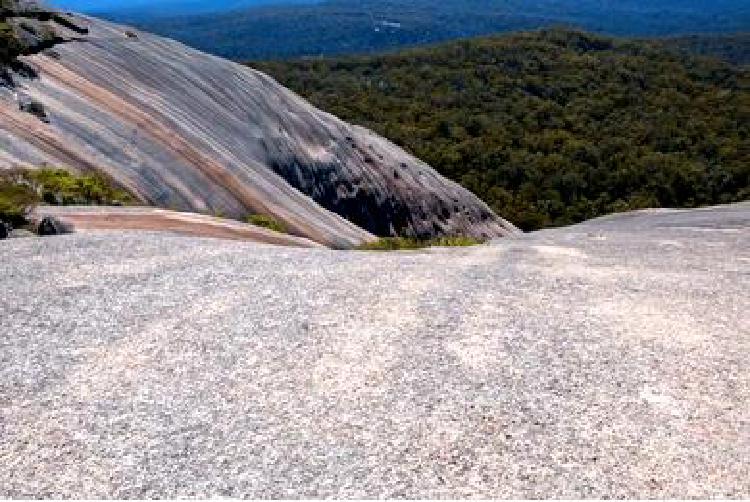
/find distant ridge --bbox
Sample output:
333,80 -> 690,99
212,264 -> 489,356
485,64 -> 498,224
658,33 -> 750,66
100,0 -> 750,60
50,0 -> 318,16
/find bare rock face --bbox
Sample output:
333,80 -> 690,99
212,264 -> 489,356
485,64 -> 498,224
28,206 -> 324,248
0,14 -> 518,247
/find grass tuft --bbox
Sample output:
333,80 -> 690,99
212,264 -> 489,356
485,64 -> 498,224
358,236 -> 482,251
246,214 -> 287,234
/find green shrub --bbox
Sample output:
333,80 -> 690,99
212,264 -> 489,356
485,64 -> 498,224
26,168 -> 133,206
358,236 -> 482,251
0,177 -> 39,226
246,213 -> 287,233
0,168 -> 133,226
0,20 -> 24,65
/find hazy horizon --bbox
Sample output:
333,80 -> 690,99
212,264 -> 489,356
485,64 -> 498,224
46,0 -> 749,61
49,0 -> 750,16
49,0 -> 317,15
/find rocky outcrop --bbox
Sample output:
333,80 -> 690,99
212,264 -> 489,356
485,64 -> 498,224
0,14 -> 518,247
29,206 -> 323,247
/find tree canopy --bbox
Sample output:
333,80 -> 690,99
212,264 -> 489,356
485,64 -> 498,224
253,29 -> 749,230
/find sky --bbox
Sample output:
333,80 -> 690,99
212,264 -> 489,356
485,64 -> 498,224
49,0 -> 309,14
47,0 -> 750,17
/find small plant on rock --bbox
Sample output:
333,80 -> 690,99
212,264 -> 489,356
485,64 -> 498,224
358,236 -> 482,251
27,168 -> 133,206
0,175 -> 39,227
0,167 -> 134,229
246,214 -> 287,234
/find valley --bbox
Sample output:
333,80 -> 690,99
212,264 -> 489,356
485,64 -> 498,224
96,0 -> 750,60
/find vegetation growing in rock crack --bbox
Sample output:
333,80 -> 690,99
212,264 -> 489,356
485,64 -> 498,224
253,29 -> 750,231
0,176 -> 37,226
246,214 -> 288,233
358,236 -> 483,251
0,168 -> 134,227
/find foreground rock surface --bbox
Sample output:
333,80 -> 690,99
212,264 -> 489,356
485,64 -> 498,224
0,203 -> 748,498
0,14 -> 516,247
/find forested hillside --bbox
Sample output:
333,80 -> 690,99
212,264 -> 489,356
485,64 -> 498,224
659,33 -> 750,66
110,0 -> 750,61
253,30 -> 749,230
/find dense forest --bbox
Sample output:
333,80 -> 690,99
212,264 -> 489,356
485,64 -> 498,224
112,0 -> 750,61
659,33 -> 750,66
253,30 -> 749,230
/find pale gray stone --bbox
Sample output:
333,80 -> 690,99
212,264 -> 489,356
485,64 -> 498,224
0,203 -> 747,498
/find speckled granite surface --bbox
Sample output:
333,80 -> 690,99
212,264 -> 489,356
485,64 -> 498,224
1,204 -> 748,498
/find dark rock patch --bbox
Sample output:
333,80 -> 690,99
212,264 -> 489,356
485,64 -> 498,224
19,98 -> 49,122
37,216 -> 70,236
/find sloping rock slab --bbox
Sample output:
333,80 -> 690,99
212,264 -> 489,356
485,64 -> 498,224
29,206 -> 324,247
0,14 -> 517,247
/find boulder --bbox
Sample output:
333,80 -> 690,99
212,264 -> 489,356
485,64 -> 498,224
37,216 -> 71,236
